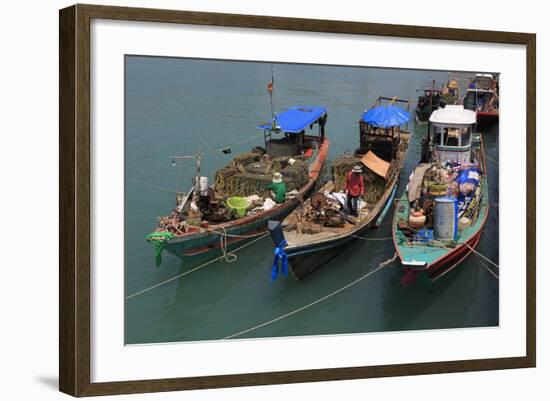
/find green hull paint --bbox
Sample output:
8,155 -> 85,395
393,170 -> 489,268
163,201 -> 294,259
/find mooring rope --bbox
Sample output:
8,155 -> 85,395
185,225 -> 269,239
126,177 -> 183,194
484,154 -> 498,164
181,225 -> 268,263
350,235 -> 393,241
222,253 -> 398,340
415,118 -> 428,126
464,242 -> 499,269
473,252 -> 499,279
176,132 -> 265,160
218,226 -> 238,263
126,232 -> 270,300
128,131 -> 264,195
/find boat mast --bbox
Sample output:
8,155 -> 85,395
429,79 -> 435,116
268,64 -> 276,129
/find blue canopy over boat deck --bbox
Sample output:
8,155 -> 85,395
361,105 -> 411,128
257,106 -> 327,134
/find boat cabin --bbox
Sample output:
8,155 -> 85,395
463,88 -> 498,113
418,88 -> 443,109
358,97 -> 410,162
428,105 -> 476,163
257,106 -> 327,158
471,73 -> 497,91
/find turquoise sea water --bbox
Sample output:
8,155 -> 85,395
124,56 -> 499,344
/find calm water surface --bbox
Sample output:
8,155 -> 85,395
124,57 -> 499,344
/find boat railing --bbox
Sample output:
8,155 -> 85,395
307,143 -> 320,175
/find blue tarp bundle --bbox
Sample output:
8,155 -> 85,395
455,168 -> 481,186
455,167 -> 481,215
361,105 -> 410,128
257,106 -> 326,134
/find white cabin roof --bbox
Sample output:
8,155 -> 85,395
467,88 -> 494,93
475,73 -> 496,79
429,105 -> 476,125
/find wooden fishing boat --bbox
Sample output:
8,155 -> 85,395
147,105 -> 330,266
392,105 -> 489,286
268,97 -> 411,280
463,73 -> 499,124
415,78 -> 462,123
415,83 -> 444,123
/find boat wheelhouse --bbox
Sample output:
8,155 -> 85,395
257,105 -> 327,157
268,97 -> 411,280
147,105 -> 330,265
393,105 -> 489,285
423,105 -> 477,163
463,73 -> 499,124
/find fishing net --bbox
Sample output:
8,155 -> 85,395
245,161 -> 273,175
231,149 -> 263,166
281,159 -> 309,188
214,151 -> 310,198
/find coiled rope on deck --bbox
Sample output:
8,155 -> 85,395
126,232 -> 269,300
222,253 -> 398,340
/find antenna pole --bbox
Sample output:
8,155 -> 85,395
169,153 -> 203,196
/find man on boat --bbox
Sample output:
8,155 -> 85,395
345,165 -> 364,216
267,172 -> 286,204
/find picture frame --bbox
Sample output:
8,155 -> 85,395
59,3 -> 536,397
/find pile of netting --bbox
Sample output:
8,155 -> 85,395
420,161 -> 481,216
331,154 -> 386,205
214,148 -> 310,198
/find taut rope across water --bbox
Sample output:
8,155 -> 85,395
126,232 -> 270,300
222,253 -> 398,340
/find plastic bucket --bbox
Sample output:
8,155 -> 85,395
416,229 -> 434,243
226,196 -> 250,218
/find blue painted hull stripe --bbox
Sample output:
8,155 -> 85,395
376,184 -> 397,226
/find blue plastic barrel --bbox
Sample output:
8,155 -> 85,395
433,197 -> 458,240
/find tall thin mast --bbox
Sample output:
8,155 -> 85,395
268,64 -> 276,129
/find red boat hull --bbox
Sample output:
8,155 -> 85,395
426,226 -> 483,280
477,111 -> 498,124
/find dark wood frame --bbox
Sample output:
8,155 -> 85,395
59,3 -> 536,397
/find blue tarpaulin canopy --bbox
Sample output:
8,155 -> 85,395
361,105 -> 410,128
257,106 -> 326,133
